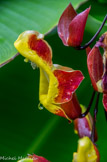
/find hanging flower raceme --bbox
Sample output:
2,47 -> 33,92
57,3 -> 90,47
87,32 -> 107,112
18,154 -> 49,162
72,136 -> 100,162
14,30 -> 84,121
74,105 -> 97,142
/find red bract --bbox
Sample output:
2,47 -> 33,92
87,46 -> 103,91
87,32 -> 107,112
74,105 -> 97,141
58,3 -> 90,47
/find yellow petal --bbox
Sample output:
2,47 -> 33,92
14,30 -> 52,68
73,137 -> 98,162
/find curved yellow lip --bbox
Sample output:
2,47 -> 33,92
73,137 -> 98,162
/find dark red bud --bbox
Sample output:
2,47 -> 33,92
58,3 -> 77,46
87,46 -> 103,91
68,7 -> 90,47
74,112 -> 97,142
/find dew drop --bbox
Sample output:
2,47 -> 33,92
31,61 -> 38,70
38,103 -> 44,110
24,58 -> 29,62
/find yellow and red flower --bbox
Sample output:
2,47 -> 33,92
18,154 -> 49,162
72,137 -> 100,162
14,30 -> 84,121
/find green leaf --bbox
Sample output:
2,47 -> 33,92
97,0 -> 107,3
0,0 -> 86,66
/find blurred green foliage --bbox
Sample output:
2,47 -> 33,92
97,0 -> 107,3
0,0 -> 84,66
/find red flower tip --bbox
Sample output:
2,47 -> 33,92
58,3 -> 90,47
58,3 -> 77,46
68,7 -> 91,47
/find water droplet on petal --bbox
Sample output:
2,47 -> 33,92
38,103 -> 44,110
24,58 -> 29,62
31,61 -> 38,70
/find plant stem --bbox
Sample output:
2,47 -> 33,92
75,15 -> 107,50
91,93 -> 100,143
79,91 -> 96,118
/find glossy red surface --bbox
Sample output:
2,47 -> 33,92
87,46 -> 103,91
29,34 -> 52,66
54,69 -> 84,103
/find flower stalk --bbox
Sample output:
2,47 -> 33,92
79,91 -> 96,118
91,93 -> 100,143
75,14 -> 107,50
